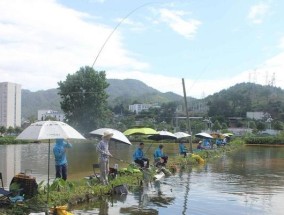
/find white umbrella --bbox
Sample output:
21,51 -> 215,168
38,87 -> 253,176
174,132 -> 191,139
195,132 -> 213,139
148,130 -> 177,141
16,121 -> 85,203
90,128 -> 131,145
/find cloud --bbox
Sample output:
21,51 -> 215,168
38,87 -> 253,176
0,0 -> 148,90
1,0 -> 283,101
114,18 -> 146,32
280,37 -> 284,49
108,35 -> 284,99
248,2 -> 270,24
157,8 -> 201,39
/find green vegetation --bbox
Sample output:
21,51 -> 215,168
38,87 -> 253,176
244,136 -> 284,145
206,83 -> 284,121
0,140 -> 245,215
58,66 -> 110,133
0,136 -> 29,145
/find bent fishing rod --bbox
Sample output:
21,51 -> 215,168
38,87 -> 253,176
111,156 -> 132,165
91,2 -> 155,68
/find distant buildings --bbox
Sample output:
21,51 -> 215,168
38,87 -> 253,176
0,82 -> 21,128
129,103 -> 160,114
38,110 -> 65,121
246,112 -> 265,120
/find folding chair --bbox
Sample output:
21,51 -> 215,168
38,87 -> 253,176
0,172 -> 12,206
92,163 -> 101,181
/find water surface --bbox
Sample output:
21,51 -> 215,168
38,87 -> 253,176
1,143 -> 284,214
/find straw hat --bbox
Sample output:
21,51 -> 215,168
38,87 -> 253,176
103,130 -> 113,138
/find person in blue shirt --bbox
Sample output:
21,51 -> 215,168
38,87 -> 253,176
216,138 -> 223,147
203,138 -> 212,149
53,138 -> 72,180
154,144 -> 168,167
133,142 -> 149,168
179,141 -> 187,158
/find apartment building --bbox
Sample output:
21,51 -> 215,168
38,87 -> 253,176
38,109 -> 65,122
0,82 -> 21,128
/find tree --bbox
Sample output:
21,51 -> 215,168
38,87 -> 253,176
0,126 -> 6,135
212,120 -> 222,131
256,121 -> 266,131
7,126 -> 14,135
58,66 -> 110,133
14,126 -> 23,134
273,120 -> 284,131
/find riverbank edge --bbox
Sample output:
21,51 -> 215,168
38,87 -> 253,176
0,138 -> 245,215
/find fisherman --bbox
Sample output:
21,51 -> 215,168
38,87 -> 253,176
96,130 -> 113,185
179,140 -> 187,158
133,142 -> 149,168
153,144 -> 168,167
53,139 -> 72,180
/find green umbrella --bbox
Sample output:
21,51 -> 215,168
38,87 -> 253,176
123,127 -> 158,136
223,132 -> 234,136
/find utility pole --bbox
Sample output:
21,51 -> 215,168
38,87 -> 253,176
182,78 -> 193,153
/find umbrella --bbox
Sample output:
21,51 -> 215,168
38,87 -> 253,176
174,132 -> 191,139
16,121 -> 85,203
123,127 -> 158,136
210,132 -> 225,139
148,131 -> 177,141
195,132 -> 213,139
223,132 -> 233,136
90,128 -> 131,145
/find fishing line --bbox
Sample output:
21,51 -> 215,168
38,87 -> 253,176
111,156 -> 132,165
91,2 -> 156,68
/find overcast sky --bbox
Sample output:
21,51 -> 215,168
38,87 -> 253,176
1,0 -> 283,98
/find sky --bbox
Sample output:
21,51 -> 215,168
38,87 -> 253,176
0,0 -> 284,98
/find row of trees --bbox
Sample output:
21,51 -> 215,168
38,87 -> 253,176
0,126 -> 23,136
3,67 -> 284,137
22,66 -> 281,135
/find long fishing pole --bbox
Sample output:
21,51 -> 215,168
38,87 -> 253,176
111,156 -> 132,165
91,2 -> 155,68
144,142 -> 153,155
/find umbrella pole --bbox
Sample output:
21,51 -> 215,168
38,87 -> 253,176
47,139 -> 50,204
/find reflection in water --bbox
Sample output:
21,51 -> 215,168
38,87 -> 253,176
2,143 -> 284,214
181,170 -> 191,215
98,197 -> 109,215
0,145 -> 21,188
120,206 -> 158,215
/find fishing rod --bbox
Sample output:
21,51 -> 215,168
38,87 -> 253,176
111,156 -> 132,165
91,2 -> 155,68
144,143 -> 153,155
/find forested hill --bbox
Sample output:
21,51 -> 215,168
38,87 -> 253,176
205,83 -> 284,120
22,79 -> 183,119
22,81 -> 284,121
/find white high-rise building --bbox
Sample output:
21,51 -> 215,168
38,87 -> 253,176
0,82 -> 21,128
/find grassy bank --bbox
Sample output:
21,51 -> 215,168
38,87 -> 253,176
0,139 -> 244,215
244,136 -> 284,145
0,136 -> 29,145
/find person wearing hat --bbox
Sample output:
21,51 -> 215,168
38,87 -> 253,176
53,138 -> 72,180
197,140 -> 205,150
96,130 -> 113,185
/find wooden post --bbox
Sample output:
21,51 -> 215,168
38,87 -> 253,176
182,78 -> 193,153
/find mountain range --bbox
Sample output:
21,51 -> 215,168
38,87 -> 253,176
22,79 -> 185,119
22,79 -> 284,121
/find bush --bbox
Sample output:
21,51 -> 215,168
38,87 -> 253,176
0,136 -> 29,145
244,136 -> 284,145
